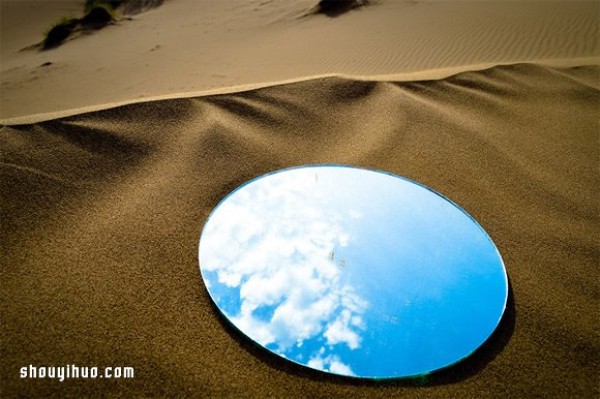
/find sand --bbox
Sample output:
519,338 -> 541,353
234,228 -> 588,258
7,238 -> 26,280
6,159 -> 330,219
1,0 -> 599,121
1,0 -> 599,397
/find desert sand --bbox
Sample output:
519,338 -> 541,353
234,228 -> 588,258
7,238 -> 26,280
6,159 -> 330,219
1,0 -> 599,398
1,0 -> 598,121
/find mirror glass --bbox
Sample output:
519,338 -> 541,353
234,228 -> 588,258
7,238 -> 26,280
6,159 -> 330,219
199,165 -> 508,379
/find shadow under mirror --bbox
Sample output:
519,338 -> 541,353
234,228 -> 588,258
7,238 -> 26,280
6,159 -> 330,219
198,165 -> 509,380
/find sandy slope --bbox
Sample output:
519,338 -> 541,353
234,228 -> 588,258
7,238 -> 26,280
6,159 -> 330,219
1,63 -> 599,398
1,0 -> 599,120
1,1 -> 599,397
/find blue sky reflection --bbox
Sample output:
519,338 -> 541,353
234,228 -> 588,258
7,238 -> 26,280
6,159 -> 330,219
199,166 -> 508,378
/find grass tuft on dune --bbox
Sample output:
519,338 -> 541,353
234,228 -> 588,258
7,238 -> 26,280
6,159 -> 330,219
42,1 -> 118,50
316,0 -> 369,17
42,17 -> 80,49
40,0 -> 162,50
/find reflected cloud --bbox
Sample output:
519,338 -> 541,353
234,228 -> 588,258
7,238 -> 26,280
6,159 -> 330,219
201,170 -> 368,370
200,166 -> 508,378
308,348 -> 355,376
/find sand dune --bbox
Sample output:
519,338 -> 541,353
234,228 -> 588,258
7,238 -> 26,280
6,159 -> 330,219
1,0 -> 599,397
1,0 -> 599,120
1,62 -> 599,397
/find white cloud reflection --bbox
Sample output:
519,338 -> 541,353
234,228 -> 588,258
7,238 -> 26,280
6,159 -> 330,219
200,166 -> 510,379
308,348 -> 356,376
201,170 -> 368,374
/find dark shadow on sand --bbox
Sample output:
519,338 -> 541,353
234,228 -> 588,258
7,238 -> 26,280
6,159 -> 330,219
315,0 -> 369,17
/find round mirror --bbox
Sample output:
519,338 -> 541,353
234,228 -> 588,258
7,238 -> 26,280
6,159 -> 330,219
198,165 -> 508,379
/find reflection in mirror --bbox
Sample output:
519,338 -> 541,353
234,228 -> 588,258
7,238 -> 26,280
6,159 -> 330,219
199,165 -> 508,379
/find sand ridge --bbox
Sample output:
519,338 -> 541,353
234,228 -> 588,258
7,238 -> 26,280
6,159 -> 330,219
1,0 -> 599,120
1,56 -> 598,126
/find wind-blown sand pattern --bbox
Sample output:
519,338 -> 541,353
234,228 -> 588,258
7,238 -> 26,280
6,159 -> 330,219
1,0 -> 598,120
1,0 -> 599,397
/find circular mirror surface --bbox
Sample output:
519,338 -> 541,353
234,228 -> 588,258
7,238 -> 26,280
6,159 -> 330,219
199,165 -> 508,379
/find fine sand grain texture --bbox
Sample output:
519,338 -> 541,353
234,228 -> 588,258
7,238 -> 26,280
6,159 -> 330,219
1,0 -> 600,397
1,63 -> 599,398
1,0 -> 599,120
